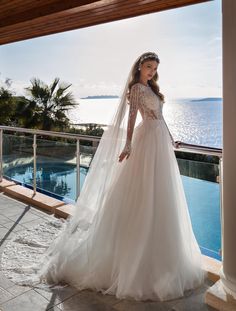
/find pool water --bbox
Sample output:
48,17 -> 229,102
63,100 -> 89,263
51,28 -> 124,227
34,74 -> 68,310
4,163 -> 221,260
182,176 -> 221,260
4,162 -> 87,202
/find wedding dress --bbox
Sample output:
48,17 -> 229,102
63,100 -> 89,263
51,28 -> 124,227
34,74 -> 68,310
1,81 -> 205,302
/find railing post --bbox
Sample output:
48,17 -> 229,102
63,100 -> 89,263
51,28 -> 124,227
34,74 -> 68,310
33,134 -> 37,195
219,157 -> 223,257
76,138 -> 80,199
0,129 -> 3,182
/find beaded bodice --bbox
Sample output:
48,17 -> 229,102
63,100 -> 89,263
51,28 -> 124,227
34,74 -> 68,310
122,82 -> 170,156
129,82 -> 164,121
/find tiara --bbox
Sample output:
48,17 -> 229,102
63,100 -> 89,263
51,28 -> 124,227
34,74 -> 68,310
139,53 -> 160,65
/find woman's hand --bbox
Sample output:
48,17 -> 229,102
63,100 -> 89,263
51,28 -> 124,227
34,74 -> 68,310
119,142 -> 131,162
118,150 -> 130,162
172,141 -> 181,149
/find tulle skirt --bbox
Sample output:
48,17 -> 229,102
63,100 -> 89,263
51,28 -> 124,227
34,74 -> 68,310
45,118 -> 205,301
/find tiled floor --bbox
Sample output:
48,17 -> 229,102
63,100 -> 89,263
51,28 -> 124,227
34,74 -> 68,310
0,192 -> 217,311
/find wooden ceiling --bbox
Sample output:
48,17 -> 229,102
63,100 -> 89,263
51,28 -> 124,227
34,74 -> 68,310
0,0 -> 211,45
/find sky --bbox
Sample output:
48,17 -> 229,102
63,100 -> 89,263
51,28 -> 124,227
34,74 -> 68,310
0,0 -> 222,100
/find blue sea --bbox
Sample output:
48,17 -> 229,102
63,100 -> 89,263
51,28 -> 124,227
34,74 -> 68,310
68,97 -> 222,149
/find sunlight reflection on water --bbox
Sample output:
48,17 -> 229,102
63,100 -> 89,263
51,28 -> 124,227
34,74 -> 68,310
68,97 -> 222,148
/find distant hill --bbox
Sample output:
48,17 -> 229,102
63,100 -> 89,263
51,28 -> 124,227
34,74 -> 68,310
81,95 -> 119,99
191,97 -> 222,102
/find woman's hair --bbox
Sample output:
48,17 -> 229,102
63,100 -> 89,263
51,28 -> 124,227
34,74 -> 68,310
128,52 -> 165,102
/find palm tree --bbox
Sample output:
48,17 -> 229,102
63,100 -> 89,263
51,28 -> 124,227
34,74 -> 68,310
0,78 -> 14,125
13,96 -> 39,128
24,77 -> 78,131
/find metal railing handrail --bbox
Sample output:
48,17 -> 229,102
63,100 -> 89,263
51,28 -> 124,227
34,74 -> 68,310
0,126 -> 101,142
175,142 -> 222,157
0,125 -> 222,155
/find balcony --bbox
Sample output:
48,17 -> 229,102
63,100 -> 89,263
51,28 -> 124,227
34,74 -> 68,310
0,126 -> 221,309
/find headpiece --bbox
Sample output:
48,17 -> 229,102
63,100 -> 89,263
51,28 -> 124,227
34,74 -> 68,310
139,52 -> 160,66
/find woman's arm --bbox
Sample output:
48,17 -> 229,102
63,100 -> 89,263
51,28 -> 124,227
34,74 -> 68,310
119,84 -> 140,161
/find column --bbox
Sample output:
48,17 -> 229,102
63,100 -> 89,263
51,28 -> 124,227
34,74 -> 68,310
220,0 -> 236,297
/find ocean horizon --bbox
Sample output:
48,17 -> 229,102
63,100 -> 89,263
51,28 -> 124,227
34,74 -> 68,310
67,97 -> 222,149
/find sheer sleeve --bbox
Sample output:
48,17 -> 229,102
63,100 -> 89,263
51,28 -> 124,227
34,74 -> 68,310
122,83 -> 141,155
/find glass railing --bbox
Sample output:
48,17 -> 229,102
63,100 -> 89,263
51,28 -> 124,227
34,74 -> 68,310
3,133 -> 35,189
0,126 -> 100,202
175,145 -> 222,260
178,158 -> 221,260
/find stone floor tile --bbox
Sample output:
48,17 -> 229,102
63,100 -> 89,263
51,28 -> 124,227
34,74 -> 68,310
0,289 -> 61,311
92,289 -> 122,306
30,207 -> 52,218
34,285 -> 78,306
114,299 -> 172,311
0,227 -> 16,241
6,284 -> 32,296
2,221 -> 26,233
0,240 -> 9,257
0,206 -> 26,218
170,283 -> 217,311
21,217 -> 49,229
0,287 -> 14,304
57,289 -> 116,311
0,215 -> 11,226
0,194 -> 21,206
0,271 -> 15,289
7,211 -> 39,224
1,196 -> 33,212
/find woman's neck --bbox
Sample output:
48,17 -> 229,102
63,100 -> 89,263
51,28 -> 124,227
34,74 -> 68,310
139,78 -> 148,87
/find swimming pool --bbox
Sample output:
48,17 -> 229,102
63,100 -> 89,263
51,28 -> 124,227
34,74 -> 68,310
182,176 -> 221,260
4,162 -> 221,260
4,162 -> 87,202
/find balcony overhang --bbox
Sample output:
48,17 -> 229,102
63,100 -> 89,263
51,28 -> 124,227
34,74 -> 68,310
0,0 -> 211,45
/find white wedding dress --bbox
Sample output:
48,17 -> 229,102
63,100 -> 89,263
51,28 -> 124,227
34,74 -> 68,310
1,82 -> 205,301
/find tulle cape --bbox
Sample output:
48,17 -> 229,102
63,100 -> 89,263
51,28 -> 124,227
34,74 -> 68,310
39,58 -> 139,277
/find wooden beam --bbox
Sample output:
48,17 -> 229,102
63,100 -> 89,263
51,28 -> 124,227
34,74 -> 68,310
0,0 -> 212,45
0,0 -> 100,27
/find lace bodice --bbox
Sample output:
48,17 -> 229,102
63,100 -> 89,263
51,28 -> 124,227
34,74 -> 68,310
122,83 -> 174,155
129,82 -> 164,121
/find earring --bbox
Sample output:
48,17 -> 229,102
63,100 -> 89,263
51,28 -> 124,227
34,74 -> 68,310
138,67 -> 141,71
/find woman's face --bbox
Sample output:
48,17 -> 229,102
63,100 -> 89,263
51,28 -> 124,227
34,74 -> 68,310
140,60 -> 158,81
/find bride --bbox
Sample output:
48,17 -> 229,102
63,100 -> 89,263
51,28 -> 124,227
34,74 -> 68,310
1,52 -> 205,301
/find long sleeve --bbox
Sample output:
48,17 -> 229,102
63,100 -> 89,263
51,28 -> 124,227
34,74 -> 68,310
122,84 -> 141,154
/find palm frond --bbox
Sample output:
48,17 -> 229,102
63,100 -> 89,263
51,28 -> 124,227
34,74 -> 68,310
50,78 -> 60,96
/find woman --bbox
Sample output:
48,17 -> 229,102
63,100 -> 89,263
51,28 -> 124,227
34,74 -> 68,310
119,52 -> 179,163
1,52 -> 205,301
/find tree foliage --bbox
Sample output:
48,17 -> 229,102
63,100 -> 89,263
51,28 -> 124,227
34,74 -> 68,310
0,88 -> 14,124
22,77 -> 78,130
0,76 -> 79,131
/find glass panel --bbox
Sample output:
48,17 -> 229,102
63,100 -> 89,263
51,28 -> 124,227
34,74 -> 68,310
179,157 -> 221,260
3,133 -> 34,188
34,137 -> 77,202
2,134 -> 97,202
80,142 -> 97,167
177,157 -> 219,182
